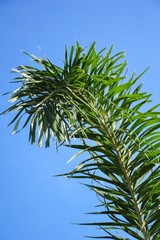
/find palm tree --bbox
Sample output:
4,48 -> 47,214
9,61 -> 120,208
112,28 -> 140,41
2,42 -> 160,239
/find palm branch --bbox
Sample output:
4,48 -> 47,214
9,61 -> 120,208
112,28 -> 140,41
1,42 -> 160,239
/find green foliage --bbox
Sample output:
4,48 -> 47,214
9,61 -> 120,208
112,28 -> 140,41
2,42 -> 160,239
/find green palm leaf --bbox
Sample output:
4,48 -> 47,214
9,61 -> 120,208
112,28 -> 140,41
1,42 -> 160,239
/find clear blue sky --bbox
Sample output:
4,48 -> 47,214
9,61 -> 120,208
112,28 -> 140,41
1,0 -> 160,239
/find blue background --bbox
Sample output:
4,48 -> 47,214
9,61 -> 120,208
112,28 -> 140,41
1,0 -> 160,239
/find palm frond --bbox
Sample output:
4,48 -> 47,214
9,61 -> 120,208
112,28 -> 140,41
1,42 -> 160,239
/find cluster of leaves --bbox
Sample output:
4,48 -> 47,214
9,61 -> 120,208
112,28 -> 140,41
2,42 -> 160,239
